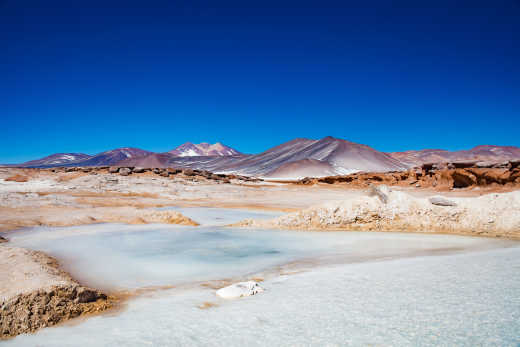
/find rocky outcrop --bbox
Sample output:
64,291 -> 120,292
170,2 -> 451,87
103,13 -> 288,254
295,160 -> 520,191
0,247 -> 113,339
1,284 -> 111,339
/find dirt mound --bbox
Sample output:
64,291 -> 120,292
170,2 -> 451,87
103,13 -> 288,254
0,247 -> 114,339
1,284 -> 111,339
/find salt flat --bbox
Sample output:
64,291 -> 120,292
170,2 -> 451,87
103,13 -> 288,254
5,229 -> 519,346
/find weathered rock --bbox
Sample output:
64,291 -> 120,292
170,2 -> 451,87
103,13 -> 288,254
510,159 -> 520,169
452,170 -> 477,188
108,167 -> 120,173
153,168 -> 161,174
216,281 -> 265,299
132,167 -> 145,173
119,168 -> 131,176
0,235 -> 7,243
452,161 -> 478,169
183,169 -> 195,176
0,284 -> 110,340
368,184 -> 390,204
429,196 -> 457,207
475,161 -> 496,168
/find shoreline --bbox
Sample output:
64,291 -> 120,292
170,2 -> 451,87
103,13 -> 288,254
3,225 -> 518,339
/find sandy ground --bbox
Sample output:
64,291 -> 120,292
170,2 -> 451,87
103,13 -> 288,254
1,167 -> 519,339
0,168 -> 363,233
0,167 -> 518,236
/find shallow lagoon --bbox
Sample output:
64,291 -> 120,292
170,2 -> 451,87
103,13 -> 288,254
5,208 -> 520,346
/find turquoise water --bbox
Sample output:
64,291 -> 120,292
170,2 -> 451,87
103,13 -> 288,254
4,208 -> 520,346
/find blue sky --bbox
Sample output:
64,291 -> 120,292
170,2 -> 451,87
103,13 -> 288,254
1,0 -> 519,163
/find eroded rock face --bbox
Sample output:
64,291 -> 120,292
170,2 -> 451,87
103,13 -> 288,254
216,281 -> 265,299
295,160 -> 520,191
0,285 -> 111,340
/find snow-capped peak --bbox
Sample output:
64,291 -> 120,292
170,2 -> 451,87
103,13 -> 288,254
168,142 -> 241,157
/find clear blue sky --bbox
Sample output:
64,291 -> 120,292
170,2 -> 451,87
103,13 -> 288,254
1,0 -> 519,163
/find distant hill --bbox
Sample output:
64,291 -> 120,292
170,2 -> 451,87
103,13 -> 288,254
76,148 -> 153,166
123,136 -> 406,178
19,153 -> 92,168
11,139 -> 520,179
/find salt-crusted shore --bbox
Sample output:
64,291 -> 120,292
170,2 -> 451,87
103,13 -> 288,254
233,187 -> 520,239
0,246 -> 114,339
1,167 -> 519,338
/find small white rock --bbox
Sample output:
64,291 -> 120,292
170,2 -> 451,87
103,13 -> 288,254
216,281 -> 265,299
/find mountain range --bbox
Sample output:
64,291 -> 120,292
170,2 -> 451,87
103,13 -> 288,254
7,138 -> 520,179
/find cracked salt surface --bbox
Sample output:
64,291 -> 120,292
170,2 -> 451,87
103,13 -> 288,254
5,208 -> 520,346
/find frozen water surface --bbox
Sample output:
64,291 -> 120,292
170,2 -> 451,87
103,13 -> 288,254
4,208 -> 520,346
157,206 -> 283,226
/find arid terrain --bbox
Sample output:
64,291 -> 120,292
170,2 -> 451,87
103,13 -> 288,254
1,164 -> 519,340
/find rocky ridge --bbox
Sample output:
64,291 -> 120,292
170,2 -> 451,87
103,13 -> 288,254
294,160 -> 520,191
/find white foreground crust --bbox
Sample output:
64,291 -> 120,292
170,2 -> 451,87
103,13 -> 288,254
216,281 -> 265,299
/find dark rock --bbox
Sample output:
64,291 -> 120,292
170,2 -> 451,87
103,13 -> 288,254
452,170 -> 477,188
74,287 -> 101,304
510,159 -> 520,169
183,169 -> 195,176
0,235 -> 7,243
452,161 -> 477,169
108,167 -> 120,173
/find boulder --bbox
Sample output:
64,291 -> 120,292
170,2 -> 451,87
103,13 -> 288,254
183,169 -> 195,176
133,167 -> 145,173
368,184 -> 390,204
119,168 -> 132,176
108,167 -> 120,173
216,281 -> 265,299
429,196 -> 457,207
0,235 -> 7,243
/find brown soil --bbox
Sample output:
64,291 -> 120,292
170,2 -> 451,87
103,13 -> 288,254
4,174 -> 29,183
1,285 -> 114,339
0,249 -> 116,340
